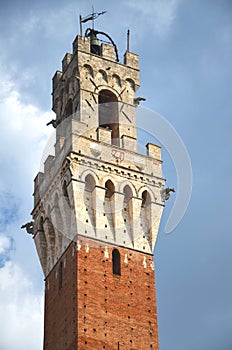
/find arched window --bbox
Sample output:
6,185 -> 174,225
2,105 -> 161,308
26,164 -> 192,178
105,180 -> 115,199
126,78 -> 135,91
98,90 -> 119,146
99,69 -> 108,82
112,74 -> 121,87
65,98 -> 73,117
112,249 -> 121,275
142,190 -> 151,208
84,64 -> 94,78
85,174 -> 95,192
123,185 -> 133,204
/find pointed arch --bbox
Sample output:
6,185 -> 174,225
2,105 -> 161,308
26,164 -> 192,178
80,169 -> 99,184
99,69 -> 108,82
98,89 -> 119,146
142,190 -> 151,208
65,98 -> 73,117
85,174 -> 96,192
126,78 -> 135,91
83,64 -> 94,78
112,74 -> 121,87
138,186 -> 156,202
120,181 -> 137,197
123,185 -> 133,204
105,179 -> 115,199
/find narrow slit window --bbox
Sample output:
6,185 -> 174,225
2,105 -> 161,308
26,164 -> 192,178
112,249 -> 121,275
59,261 -> 63,290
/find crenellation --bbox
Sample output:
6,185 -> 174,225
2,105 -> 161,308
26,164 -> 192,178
72,35 -> 90,54
124,51 -> 139,70
101,43 -> 115,61
146,142 -> 161,160
62,53 -> 73,72
52,70 -> 63,92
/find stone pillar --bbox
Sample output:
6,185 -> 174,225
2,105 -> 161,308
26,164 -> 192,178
130,197 -> 143,248
93,185 -> 106,240
112,191 -> 125,244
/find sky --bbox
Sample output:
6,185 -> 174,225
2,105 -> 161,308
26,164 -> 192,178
0,0 -> 232,349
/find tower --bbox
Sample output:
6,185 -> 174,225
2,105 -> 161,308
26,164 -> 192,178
31,26 -> 166,350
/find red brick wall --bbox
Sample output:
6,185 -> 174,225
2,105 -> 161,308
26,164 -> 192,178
44,242 -> 77,350
44,237 -> 159,350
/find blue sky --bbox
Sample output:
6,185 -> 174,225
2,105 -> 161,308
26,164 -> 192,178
0,0 -> 232,349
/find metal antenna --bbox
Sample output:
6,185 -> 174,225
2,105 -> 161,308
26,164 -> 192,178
127,29 -> 130,52
92,5 -> 94,29
79,14 -> 82,36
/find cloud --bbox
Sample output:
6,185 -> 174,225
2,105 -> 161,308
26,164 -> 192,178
0,65 -> 50,349
0,235 -> 11,255
0,68 -> 53,197
125,0 -> 179,37
0,3 -> 77,109
0,261 -> 44,350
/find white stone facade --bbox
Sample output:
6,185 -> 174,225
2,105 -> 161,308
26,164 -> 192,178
32,34 -> 166,276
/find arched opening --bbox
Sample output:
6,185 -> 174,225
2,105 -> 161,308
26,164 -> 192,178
126,78 -> 135,91
142,190 -> 151,207
112,74 -> 121,87
84,64 -> 94,78
124,185 -> 133,204
112,249 -> 121,275
105,180 -> 115,199
65,98 -> 73,118
98,90 -> 119,146
99,69 -> 108,82
85,174 -> 96,193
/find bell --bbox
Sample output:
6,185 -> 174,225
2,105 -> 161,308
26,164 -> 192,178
90,32 -> 100,55
90,33 -> 100,47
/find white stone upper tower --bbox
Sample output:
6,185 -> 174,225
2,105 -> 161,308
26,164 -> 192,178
32,29 -> 166,277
